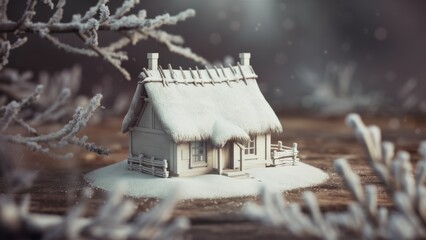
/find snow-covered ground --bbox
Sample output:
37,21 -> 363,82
85,160 -> 328,199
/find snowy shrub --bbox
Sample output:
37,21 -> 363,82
398,78 -> 426,113
0,0 -> 211,158
299,63 -> 383,116
0,80 -> 109,159
244,113 -> 426,240
0,1 -> 204,238
0,66 -> 83,124
0,175 -> 188,239
0,145 -> 188,240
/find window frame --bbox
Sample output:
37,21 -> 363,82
244,137 -> 257,157
189,141 -> 208,168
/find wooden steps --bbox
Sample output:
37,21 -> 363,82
221,169 -> 251,178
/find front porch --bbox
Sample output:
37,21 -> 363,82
216,140 -> 299,177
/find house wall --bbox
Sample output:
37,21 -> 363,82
219,142 -> 234,170
232,135 -> 269,170
265,134 -> 272,166
136,101 -> 163,130
129,99 -> 273,176
130,129 -> 172,159
129,101 -> 178,174
176,142 -> 215,177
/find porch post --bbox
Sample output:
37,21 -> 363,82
240,147 -> 243,171
218,148 -> 222,175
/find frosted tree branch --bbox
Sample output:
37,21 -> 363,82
15,0 -> 37,32
29,88 -> 71,125
243,114 -> 426,239
147,30 -> 209,65
48,0 -> 66,25
0,67 -> 81,121
0,84 -> 109,159
0,155 -> 190,240
42,0 -> 54,9
0,0 -> 207,80
0,101 -> 19,133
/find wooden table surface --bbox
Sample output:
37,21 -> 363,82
3,114 -> 426,239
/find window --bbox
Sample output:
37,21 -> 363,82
190,141 -> 207,167
244,137 -> 256,155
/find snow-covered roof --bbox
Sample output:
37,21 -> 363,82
122,53 -> 283,147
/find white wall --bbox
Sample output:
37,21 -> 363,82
218,142 -> 233,170
233,135 -> 268,170
176,142 -> 214,177
129,100 -> 272,176
131,130 -> 171,159
129,100 -> 177,173
265,134 -> 272,165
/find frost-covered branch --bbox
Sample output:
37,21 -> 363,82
0,190 -> 190,240
0,0 -> 208,80
0,171 -> 189,239
0,66 -> 81,121
398,79 -> 426,113
244,187 -> 338,240
0,81 -> 109,159
244,114 -> 426,239
1,66 -> 131,123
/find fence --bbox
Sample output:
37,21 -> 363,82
127,154 -> 169,178
270,141 -> 299,166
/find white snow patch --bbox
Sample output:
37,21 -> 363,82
85,160 -> 328,200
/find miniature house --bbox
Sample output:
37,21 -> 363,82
122,53 -> 297,178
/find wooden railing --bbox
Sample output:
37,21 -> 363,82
127,154 -> 169,178
270,141 -> 299,166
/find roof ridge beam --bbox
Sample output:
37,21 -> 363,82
237,62 -> 248,85
205,66 -> 216,85
195,66 -> 204,87
220,65 -> 231,86
158,65 -> 168,87
179,66 -> 188,85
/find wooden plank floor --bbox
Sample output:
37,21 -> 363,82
2,114 -> 426,239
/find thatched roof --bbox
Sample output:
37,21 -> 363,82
122,62 -> 283,148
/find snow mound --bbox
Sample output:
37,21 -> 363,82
85,160 -> 328,199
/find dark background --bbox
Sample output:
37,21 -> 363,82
6,0 -> 426,114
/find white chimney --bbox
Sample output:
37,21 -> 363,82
239,52 -> 251,66
147,53 -> 159,70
